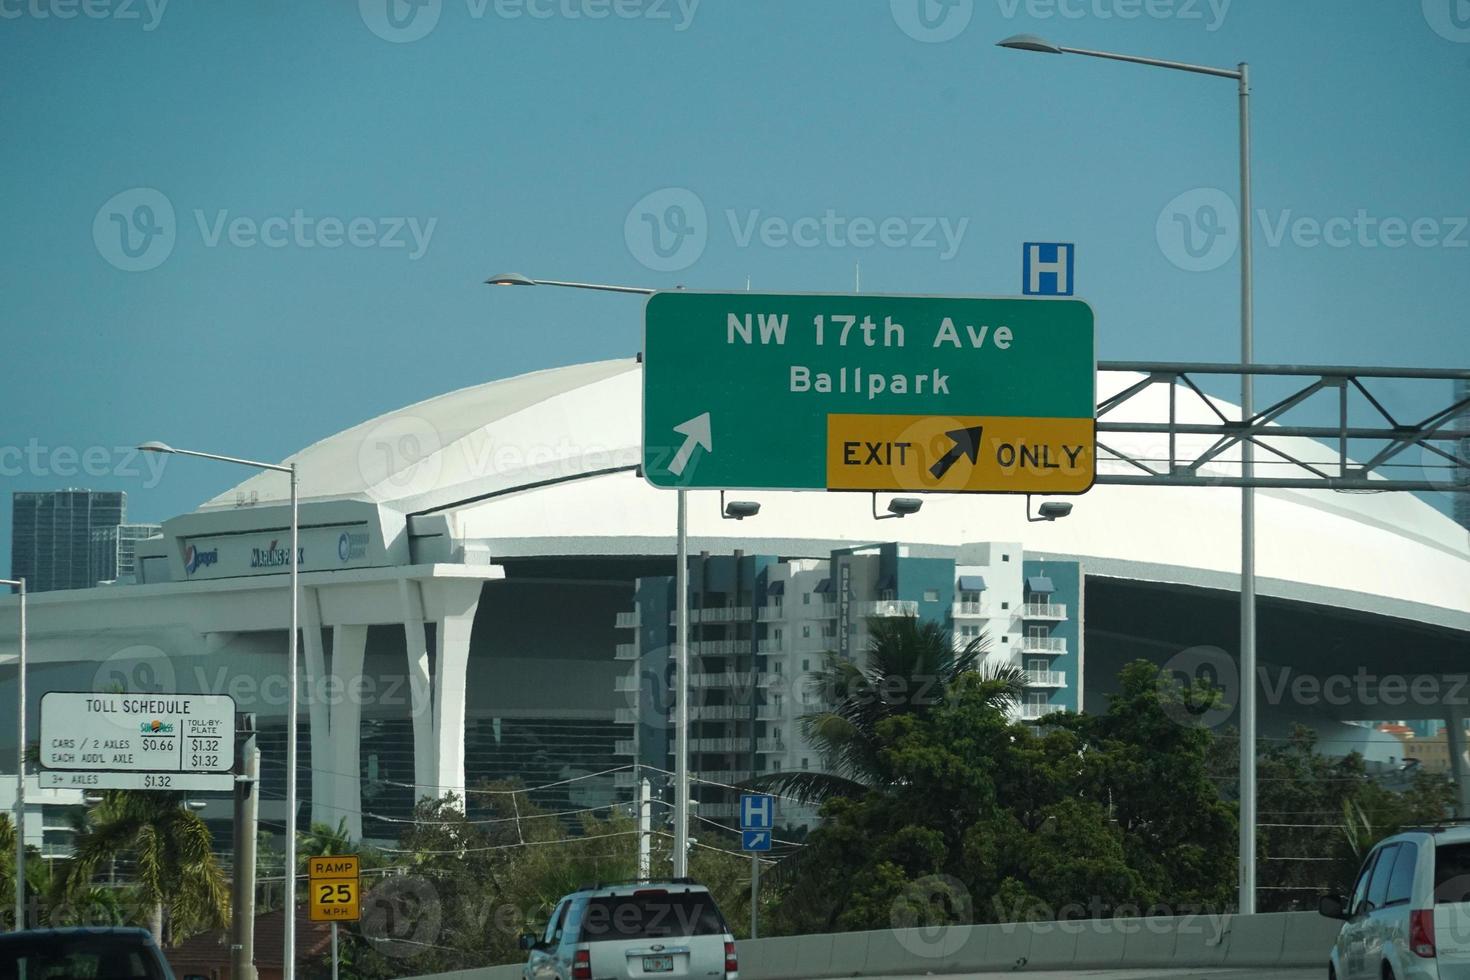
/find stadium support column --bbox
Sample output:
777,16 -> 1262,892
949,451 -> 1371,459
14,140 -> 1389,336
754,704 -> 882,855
324,625 -> 367,840
300,590 -> 332,830
399,577 -> 483,805
1449,702 -> 1470,817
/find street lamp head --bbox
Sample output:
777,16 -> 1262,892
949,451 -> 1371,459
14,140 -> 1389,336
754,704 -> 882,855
887,497 -> 923,518
483,272 -> 537,287
997,33 -> 1064,54
723,500 -> 761,521
137,441 -> 176,454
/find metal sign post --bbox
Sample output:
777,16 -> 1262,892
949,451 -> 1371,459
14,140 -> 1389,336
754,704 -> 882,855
739,793 -> 774,938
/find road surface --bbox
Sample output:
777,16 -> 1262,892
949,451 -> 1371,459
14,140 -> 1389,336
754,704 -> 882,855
880,970 -> 1317,980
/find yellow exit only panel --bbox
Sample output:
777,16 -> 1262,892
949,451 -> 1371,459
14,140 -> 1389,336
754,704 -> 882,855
824,415 -> 1094,493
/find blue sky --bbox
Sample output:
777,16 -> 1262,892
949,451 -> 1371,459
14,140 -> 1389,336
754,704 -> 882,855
2,0 -> 1468,577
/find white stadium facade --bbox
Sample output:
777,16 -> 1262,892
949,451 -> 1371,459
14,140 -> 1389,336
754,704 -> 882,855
1,358 -> 1467,848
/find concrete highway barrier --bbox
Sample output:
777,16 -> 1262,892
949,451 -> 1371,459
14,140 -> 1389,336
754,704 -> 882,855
403,910 -> 1343,979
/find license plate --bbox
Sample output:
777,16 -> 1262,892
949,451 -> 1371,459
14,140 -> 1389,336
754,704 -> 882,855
642,955 -> 673,972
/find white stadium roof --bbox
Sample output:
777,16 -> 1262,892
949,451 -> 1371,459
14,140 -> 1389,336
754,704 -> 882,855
207,359 -> 1470,631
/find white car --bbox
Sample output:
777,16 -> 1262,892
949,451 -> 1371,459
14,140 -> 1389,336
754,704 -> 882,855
520,879 -> 738,980
1320,822 -> 1470,979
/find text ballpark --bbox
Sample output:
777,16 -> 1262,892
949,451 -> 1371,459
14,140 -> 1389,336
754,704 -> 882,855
792,366 -> 949,400
250,541 -> 304,569
194,210 -> 436,259
728,313 -> 1015,350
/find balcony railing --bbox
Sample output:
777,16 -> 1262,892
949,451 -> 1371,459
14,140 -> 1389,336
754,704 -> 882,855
1022,602 -> 1067,620
757,638 -> 784,654
953,635 -> 984,652
952,600 -> 991,618
614,740 -> 636,756
613,674 -> 641,693
688,738 -> 749,753
687,672 -> 758,689
1018,636 -> 1067,655
680,606 -> 752,624
757,606 -> 785,622
856,600 -> 919,618
614,643 -> 638,661
1024,670 -> 1066,688
815,601 -> 838,619
614,708 -> 636,724
691,705 -> 760,722
692,639 -> 749,656
756,739 -> 787,753
615,610 -> 639,629
1016,703 -> 1053,722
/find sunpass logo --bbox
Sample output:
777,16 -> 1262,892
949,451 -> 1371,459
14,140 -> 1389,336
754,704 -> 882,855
183,544 -> 218,576
250,540 -> 303,569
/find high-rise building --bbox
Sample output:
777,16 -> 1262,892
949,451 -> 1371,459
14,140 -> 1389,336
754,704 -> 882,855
90,523 -> 163,585
11,490 -> 126,592
612,541 -> 1084,825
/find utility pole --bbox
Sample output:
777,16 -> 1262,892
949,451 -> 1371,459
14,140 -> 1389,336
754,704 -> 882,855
232,715 -> 259,980
637,778 -> 651,881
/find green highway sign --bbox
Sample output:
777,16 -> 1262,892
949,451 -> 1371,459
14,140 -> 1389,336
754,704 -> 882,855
642,292 -> 1097,494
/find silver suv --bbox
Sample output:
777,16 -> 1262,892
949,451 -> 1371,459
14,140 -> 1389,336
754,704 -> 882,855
1320,822 -> 1470,979
520,879 -> 738,980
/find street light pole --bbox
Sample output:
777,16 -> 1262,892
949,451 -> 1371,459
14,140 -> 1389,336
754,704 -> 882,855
2,577 -> 26,930
137,443 -> 299,974
481,273 -> 704,874
996,36 -> 1257,913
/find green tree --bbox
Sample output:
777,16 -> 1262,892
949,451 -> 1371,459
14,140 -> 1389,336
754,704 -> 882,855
63,791 -> 229,944
755,617 -> 1014,805
766,660 -> 1237,934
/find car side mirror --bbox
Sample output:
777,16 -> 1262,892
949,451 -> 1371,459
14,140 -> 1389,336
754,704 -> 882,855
518,933 -> 539,951
1318,894 -> 1349,920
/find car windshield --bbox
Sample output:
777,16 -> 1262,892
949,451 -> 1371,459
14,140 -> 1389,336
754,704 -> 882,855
0,935 -> 169,980
577,892 -> 727,942
1435,842 -> 1470,903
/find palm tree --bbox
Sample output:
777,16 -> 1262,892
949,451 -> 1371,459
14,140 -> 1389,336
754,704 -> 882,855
296,817 -> 355,870
63,791 -> 229,944
752,616 -> 1022,805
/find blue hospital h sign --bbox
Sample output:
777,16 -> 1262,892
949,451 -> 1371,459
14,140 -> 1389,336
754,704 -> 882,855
1023,242 -> 1075,296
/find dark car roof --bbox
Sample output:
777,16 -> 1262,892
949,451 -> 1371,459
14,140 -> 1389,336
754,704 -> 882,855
0,927 -> 158,944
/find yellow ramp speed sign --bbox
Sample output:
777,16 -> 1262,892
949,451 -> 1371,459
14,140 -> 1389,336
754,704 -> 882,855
308,855 -> 360,923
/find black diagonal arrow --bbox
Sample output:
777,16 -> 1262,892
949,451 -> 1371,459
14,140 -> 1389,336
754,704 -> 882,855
928,425 -> 984,480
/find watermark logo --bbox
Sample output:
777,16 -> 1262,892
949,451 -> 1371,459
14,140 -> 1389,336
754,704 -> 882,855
890,0 -> 973,42
362,876 -> 442,959
93,188 -> 437,271
1157,645 -> 1237,729
359,0 -> 442,43
993,0 -> 1230,31
625,187 -> 969,272
183,544 -> 218,576
1424,0 -> 1470,43
93,188 -> 176,273
92,644 -> 177,697
1156,187 -> 1239,272
356,414 -> 445,503
0,0 -> 169,30
0,440 -> 169,486
890,874 -> 974,958
625,187 -> 707,272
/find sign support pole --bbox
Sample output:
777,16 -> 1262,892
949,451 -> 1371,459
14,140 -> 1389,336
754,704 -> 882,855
750,854 -> 759,940
673,489 -> 689,878
9,577 -> 26,931
232,715 -> 259,980
331,922 -> 339,980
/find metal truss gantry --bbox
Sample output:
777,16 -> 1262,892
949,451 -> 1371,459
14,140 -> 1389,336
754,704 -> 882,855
1094,362 -> 1470,493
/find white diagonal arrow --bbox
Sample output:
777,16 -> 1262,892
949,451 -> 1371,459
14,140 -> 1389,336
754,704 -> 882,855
668,412 -> 712,477
747,832 -> 767,848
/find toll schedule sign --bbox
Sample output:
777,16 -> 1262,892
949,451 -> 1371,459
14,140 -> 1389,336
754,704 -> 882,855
309,855 -> 361,922
39,692 -> 236,774
643,292 -> 1096,494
